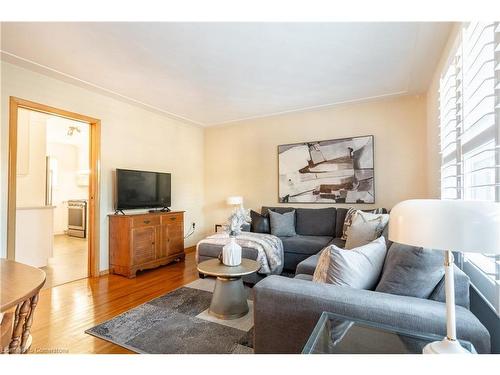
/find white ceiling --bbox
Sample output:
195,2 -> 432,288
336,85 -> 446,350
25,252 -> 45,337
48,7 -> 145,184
1,22 -> 452,126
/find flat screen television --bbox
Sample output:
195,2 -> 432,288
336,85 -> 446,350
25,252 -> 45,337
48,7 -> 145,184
115,169 -> 171,210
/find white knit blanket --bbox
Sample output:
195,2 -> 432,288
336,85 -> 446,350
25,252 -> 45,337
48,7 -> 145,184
196,232 -> 284,275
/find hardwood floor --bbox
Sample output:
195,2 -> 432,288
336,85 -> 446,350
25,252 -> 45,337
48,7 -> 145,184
41,235 -> 88,289
29,251 -> 199,354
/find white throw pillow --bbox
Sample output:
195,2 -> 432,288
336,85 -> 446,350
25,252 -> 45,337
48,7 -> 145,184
344,211 -> 389,249
313,236 -> 387,290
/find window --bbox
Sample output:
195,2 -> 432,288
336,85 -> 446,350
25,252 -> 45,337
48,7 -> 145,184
439,22 -> 500,315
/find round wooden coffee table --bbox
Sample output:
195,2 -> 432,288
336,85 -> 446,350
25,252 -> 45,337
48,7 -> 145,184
197,258 -> 260,320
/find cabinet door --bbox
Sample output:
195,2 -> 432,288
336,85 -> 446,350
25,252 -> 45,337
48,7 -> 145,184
159,222 -> 184,257
158,224 -> 169,259
131,226 -> 156,265
166,222 -> 184,256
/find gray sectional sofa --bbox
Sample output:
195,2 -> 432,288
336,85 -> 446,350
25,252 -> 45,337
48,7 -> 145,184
197,206 -> 491,353
197,206 -> 376,275
260,206 -> 353,271
253,266 -> 491,353
252,208 -> 491,354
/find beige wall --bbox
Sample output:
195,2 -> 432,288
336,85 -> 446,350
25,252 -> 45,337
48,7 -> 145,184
1,61 -> 206,270
1,46 -> 449,266
204,95 -> 429,231
425,23 -> 460,198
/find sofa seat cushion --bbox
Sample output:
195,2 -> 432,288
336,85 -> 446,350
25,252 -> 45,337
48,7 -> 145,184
296,253 -> 321,276
295,238 -> 346,276
295,207 -> 336,236
280,235 -> 333,255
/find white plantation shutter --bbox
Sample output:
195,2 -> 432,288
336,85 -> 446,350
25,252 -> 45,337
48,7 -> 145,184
439,22 -> 500,314
439,55 -> 459,199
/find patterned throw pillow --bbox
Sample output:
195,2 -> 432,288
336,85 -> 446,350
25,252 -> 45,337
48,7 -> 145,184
312,247 -> 330,283
341,208 -> 357,240
341,208 -> 385,240
345,211 -> 389,249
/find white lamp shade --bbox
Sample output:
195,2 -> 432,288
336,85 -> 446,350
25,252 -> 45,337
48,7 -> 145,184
226,196 -> 243,206
389,199 -> 500,253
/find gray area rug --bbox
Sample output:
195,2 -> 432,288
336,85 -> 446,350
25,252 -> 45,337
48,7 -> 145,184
85,282 -> 254,354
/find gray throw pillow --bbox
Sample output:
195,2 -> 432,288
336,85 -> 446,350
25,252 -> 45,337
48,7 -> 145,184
375,243 -> 445,299
250,210 -> 270,233
269,210 -> 296,237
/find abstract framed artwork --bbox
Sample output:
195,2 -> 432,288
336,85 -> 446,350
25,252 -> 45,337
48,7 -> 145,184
278,135 -> 375,204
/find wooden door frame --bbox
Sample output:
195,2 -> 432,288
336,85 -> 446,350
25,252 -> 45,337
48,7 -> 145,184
7,97 -> 101,277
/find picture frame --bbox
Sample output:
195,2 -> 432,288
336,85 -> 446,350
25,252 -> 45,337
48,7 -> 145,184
278,135 -> 375,204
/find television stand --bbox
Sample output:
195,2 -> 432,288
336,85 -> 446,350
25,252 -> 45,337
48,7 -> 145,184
108,211 -> 185,278
148,207 -> 171,213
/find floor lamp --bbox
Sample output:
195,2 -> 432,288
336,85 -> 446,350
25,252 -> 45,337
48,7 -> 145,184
389,199 -> 499,354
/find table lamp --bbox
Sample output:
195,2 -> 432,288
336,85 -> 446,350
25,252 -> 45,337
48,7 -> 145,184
226,196 -> 243,208
389,199 -> 499,354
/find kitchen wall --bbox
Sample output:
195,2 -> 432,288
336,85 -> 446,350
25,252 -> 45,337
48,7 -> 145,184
45,116 -> 90,235
204,95 -> 429,230
15,108 -> 48,207
47,142 -> 88,234
0,61 -> 206,271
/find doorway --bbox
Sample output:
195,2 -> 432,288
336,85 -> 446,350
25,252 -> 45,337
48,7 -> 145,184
7,97 -> 101,283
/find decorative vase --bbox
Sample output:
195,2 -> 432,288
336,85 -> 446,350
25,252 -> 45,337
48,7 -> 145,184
222,236 -> 242,266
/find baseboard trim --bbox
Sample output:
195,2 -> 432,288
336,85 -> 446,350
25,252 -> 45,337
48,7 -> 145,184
98,247 -> 195,277
184,246 -> 196,254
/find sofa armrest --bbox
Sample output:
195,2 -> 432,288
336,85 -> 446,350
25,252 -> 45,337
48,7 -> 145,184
253,276 -> 491,354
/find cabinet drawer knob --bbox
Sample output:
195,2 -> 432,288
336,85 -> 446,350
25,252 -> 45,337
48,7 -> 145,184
144,220 -> 151,224
170,217 -> 176,221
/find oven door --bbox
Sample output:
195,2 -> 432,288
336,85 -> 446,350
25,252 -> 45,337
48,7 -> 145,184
68,203 -> 86,231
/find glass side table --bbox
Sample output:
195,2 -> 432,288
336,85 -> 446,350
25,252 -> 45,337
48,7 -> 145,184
302,312 -> 476,354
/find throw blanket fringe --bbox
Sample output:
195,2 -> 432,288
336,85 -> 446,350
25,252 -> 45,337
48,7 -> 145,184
196,232 -> 284,275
